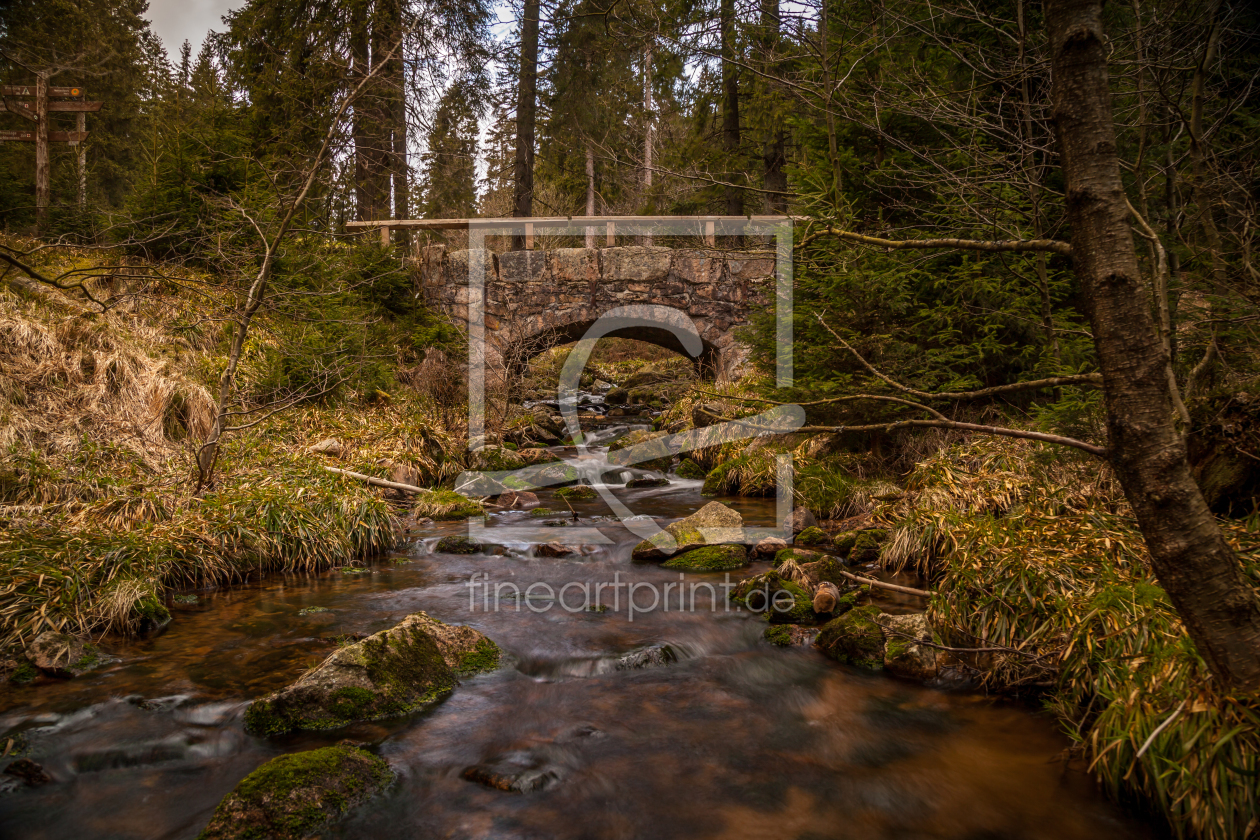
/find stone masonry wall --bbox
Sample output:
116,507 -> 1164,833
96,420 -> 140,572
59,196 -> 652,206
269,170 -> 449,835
417,245 -> 775,378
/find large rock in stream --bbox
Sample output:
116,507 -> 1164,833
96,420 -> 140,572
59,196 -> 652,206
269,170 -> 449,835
197,745 -> 393,840
630,501 -> 744,561
244,612 -> 499,736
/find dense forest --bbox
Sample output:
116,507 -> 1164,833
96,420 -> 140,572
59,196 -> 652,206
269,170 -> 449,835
2,0 -> 1260,838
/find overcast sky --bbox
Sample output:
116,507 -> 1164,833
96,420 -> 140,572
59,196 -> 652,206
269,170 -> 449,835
147,0 -> 241,56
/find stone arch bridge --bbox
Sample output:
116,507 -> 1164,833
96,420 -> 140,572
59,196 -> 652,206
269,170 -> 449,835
416,245 -> 776,380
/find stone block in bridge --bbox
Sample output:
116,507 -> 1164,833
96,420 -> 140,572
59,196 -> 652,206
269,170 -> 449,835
415,244 -> 776,381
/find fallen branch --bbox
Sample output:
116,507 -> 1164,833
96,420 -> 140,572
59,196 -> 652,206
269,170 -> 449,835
837,569 -> 930,597
323,465 -> 425,495
798,226 -> 1073,257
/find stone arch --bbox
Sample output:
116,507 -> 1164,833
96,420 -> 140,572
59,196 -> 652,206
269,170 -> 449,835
418,244 -> 774,382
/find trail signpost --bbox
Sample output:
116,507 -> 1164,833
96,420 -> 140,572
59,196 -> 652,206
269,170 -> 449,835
0,74 -> 102,229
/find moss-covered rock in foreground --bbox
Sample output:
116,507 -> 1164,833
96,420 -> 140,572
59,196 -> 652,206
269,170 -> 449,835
728,570 -> 821,625
245,612 -> 493,736
413,489 -> 484,521
815,605 -> 885,669
662,544 -> 748,571
197,745 -> 392,840
555,484 -> 597,500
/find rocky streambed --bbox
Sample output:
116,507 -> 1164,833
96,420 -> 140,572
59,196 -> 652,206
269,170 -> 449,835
0,420 -> 1158,839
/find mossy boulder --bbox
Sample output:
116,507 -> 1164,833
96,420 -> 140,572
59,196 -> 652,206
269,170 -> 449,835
764,625 -> 815,647
197,745 -> 393,840
877,612 -> 940,681
470,445 -> 527,473
631,501 -> 743,561
607,429 -> 674,472
435,535 -> 484,554
800,556 -> 850,589
555,484 -> 597,500
414,489 -> 484,521
27,631 -> 109,678
772,547 -> 823,568
403,611 -> 501,676
795,526 -> 830,547
729,570 -> 820,625
605,387 -> 629,405
244,613 -> 465,736
529,507 -> 564,518
833,531 -> 860,557
850,529 -> 888,564
662,544 -> 748,571
622,365 -> 670,390
815,605 -> 885,669
675,458 -> 707,480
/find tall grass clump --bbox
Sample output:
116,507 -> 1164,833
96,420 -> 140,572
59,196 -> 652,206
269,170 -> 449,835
883,437 -> 1260,840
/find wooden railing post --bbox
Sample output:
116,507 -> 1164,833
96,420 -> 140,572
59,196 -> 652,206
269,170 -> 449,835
380,224 -> 391,248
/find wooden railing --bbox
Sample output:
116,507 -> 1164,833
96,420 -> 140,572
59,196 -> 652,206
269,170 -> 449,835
345,215 -> 789,250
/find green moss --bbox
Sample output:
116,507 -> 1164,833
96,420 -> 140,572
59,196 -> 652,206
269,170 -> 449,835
555,485 -> 597,500
729,570 -> 819,624
298,606 -> 331,615
833,531 -> 859,556
805,556 -> 849,589
9,660 -> 37,684
662,544 -> 748,571
135,596 -> 171,627
815,605 -> 885,669
772,547 -> 819,568
764,625 -> 793,647
71,644 -> 104,672
454,637 -> 501,675
796,526 -> 829,546
675,458 -> 707,480
606,430 -> 673,471
850,530 -> 886,564
197,745 -> 393,840
435,535 -> 483,554
173,594 -> 199,604
245,623 -> 457,736
414,489 -> 484,521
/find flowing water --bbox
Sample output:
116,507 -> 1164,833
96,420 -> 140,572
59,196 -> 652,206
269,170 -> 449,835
0,425 -> 1157,839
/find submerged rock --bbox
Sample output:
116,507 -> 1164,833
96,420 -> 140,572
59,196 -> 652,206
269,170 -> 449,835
815,605 -> 886,669
244,612 -> 499,736
535,542 -> 577,558
462,750 -> 565,793
27,631 -> 108,678
662,544 -> 748,571
625,476 -> 670,488
614,644 -> 678,670
197,745 -> 393,840
435,535 -> 484,554
631,501 -> 743,561
3,758 -> 52,787
555,484 -> 597,500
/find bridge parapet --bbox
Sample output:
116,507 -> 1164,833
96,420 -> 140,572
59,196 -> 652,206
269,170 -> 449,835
417,245 -> 775,379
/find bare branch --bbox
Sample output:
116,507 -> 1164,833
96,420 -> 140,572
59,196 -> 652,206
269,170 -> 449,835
797,226 -> 1073,256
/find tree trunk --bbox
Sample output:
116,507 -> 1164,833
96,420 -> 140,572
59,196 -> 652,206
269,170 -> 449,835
512,0 -> 540,250
720,0 -> 742,216
585,143 -> 596,248
1045,0 -> 1260,690
760,0 -> 787,214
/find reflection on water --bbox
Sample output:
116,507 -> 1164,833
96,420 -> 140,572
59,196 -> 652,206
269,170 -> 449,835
0,436 -> 1154,839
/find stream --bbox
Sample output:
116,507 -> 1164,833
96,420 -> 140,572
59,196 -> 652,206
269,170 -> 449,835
0,419 -> 1158,839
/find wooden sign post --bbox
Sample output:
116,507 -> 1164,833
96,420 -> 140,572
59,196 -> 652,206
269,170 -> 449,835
1,75 -> 102,229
